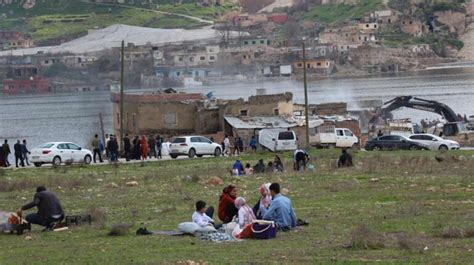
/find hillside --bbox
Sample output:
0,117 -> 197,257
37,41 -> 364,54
0,0 -> 235,44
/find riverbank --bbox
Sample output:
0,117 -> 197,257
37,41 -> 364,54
0,149 -> 473,264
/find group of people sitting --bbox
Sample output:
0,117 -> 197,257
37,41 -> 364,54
192,182 -> 297,237
230,155 -> 285,176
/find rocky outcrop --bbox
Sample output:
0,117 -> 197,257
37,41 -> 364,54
458,23 -> 474,61
434,11 -> 467,34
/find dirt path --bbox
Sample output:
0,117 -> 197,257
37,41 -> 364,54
258,0 -> 293,13
86,1 -> 214,25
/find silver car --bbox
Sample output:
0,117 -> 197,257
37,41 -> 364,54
408,134 -> 460,151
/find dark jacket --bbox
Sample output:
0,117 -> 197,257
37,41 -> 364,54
108,139 -> 118,153
21,144 -> 29,155
22,191 -> 64,218
14,143 -> 22,156
123,137 -> 131,152
2,143 -> 10,155
338,152 -> 353,167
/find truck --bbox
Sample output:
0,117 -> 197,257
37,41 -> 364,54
312,124 -> 359,149
258,129 -> 298,152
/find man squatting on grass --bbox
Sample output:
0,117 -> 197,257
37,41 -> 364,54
17,186 -> 64,230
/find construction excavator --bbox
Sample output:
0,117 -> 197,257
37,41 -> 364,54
374,96 -> 474,146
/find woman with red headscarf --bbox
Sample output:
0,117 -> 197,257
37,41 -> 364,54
218,184 -> 238,223
140,135 -> 149,160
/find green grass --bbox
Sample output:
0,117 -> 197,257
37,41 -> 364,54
0,0 -> 232,43
303,0 -> 384,26
0,149 -> 473,264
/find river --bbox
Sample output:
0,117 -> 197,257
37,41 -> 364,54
0,67 -> 473,149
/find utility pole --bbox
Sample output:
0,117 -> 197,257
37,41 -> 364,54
120,40 -> 125,151
302,39 -> 310,149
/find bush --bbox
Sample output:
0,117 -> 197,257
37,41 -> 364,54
350,224 -> 385,249
447,39 -> 464,50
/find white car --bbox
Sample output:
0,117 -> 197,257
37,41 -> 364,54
408,134 -> 460,151
169,136 -> 222,159
30,142 -> 93,167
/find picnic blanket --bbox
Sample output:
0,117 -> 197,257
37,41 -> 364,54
196,231 -> 236,243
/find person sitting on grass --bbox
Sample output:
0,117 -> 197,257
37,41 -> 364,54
218,185 -> 238,224
17,186 -> 64,231
244,163 -> 254,175
231,160 -> 244,176
274,155 -> 284,172
253,183 -> 272,218
234,197 -> 256,229
253,159 -> 266,174
192,200 -> 216,228
266,161 -> 275,174
337,149 -> 353,168
262,183 -> 296,231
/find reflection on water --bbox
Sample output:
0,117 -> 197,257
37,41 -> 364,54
0,67 -> 473,148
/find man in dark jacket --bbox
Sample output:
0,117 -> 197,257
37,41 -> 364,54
2,139 -> 11,167
14,140 -> 24,168
123,134 -> 131,161
18,186 -> 64,230
338,149 -> 353,168
22,139 -> 31,166
108,135 -> 119,162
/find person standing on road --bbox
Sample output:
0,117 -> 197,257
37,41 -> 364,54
148,135 -> 156,159
91,134 -> 103,163
223,135 -> 230,156
104,133 -> 110,159
14,140 -> 25,168
2,140 -> 11,167
249,136 -> 257,153
132,136 -> 140,160
107,135 -> 118,162
123,134 -> 131,162
21,139 -> 31,166
0,147 -> 5,167
236,137 -> 244,155
140,135 -> 149,161
156,135 -> 163,159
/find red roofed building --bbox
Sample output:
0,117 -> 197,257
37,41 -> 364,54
268,14 -> 289,24
2,77 -> 50,95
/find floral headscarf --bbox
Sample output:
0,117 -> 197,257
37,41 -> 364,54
259,183 -> 272,208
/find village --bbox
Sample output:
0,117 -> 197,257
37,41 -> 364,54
0,0 -> 472,94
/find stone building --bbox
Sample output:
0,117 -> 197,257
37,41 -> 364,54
111,91 -> 220,136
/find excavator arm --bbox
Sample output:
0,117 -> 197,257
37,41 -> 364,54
378,96 -> 460,122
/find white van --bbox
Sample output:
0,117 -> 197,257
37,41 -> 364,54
312,125 -> 359,148
258,129 -> 298,152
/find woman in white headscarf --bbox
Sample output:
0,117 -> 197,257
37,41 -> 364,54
234,197 -> 256,228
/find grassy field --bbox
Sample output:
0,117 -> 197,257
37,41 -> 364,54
0,149 -> 473,264
0,0 -> 234,43
303,0 -> 384,26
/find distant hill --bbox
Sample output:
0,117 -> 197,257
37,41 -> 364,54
0,0 -> 235,44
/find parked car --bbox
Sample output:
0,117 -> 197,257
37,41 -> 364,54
169,136 -> 222,159
258,129 -> 298,152
365,135 -> 428,151
408,134 -> 460,150
30,142 -> 93,167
